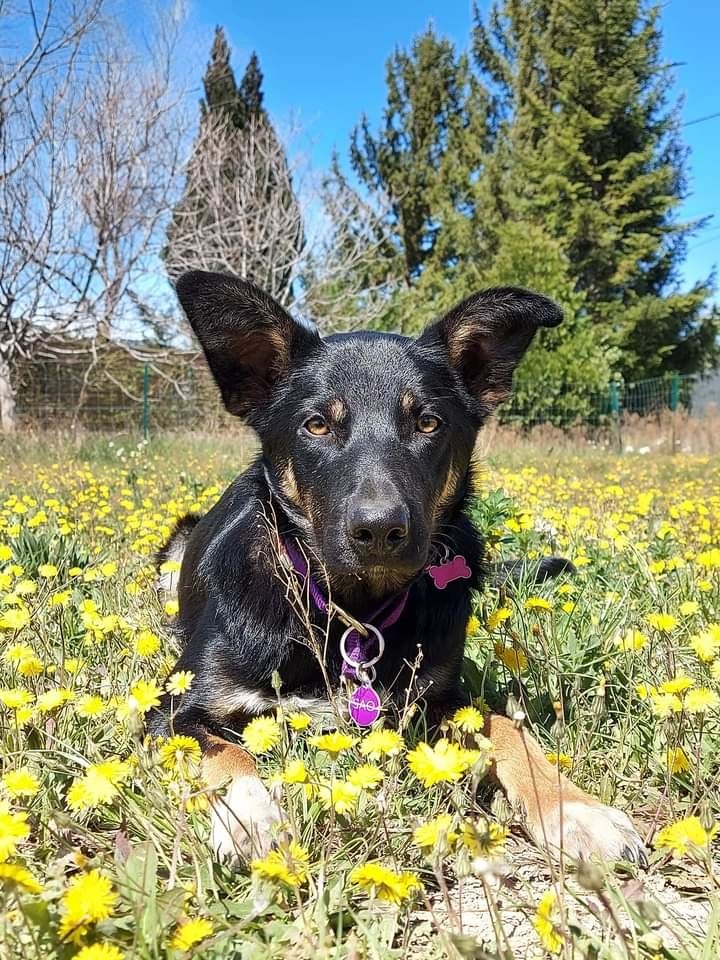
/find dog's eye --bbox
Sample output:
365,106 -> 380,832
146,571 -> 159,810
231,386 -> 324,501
304,416 -> 330,437
417,414 -> 441,434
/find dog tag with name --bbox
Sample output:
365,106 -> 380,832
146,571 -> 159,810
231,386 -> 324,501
348,684 -> 382,726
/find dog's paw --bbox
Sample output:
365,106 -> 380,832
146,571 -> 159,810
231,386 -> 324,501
210,775 -> 284,866
534,798 -> 648,866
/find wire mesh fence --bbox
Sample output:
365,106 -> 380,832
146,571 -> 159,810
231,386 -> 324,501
12,350 -> 719,437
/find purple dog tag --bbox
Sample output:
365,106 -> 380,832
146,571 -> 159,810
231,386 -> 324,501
348,685 -> 382,726
427,554 -> 472,589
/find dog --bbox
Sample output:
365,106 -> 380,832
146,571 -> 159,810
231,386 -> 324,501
150,269 -> 647,867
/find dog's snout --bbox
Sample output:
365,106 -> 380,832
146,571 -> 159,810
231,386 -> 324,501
347,499 -> 410,555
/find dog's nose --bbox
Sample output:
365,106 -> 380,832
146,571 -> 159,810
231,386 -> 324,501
347,500 -> 410,554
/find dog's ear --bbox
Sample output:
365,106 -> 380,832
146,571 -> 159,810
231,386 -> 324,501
417,287 -> 562,411
176,270 -> 320,417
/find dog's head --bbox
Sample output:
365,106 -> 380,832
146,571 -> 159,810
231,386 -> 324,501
176,271 -> 562,597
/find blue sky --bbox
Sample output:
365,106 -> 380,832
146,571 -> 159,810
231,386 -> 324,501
188,0 -> 719,293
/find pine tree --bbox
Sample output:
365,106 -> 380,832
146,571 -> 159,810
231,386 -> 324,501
164,30 -> 303,302
472,0 -> 717,379
199,27 -> 245,126
350,26 -> 493,286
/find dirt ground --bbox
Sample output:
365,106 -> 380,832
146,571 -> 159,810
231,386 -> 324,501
408,835 -> 713,958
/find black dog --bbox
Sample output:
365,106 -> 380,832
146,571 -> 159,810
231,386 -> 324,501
151,269 -> 646,866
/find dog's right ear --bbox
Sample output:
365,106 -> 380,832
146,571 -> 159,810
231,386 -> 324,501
176,270 -> 321,417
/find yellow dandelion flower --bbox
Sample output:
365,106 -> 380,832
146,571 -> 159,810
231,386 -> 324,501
66,759 -> 131,812
654,816 -> 717,857
494,642 -> 528,673
347,764 -> 384,790
281,759 -> 309,784
690,630 -> 720,663
696,548 -> 720,569
166,670 -> 194,695
413,813 -> 458,853
666,747 -> 691,774
77,694 -> 105,718
546,752 -> 572,771
533,888 -> 564,954
164,599 -> 179,617
36,687 -> 74,713
460,818 -> 509,858
452,705 -> 486,733
158,735 -> 201,775
485,607 -> 512,630
360,727 -> 404,760
286,711 -> 312,730
251,840 -> 310,886
406,738 -> 478,787
133,629 -> 160,657
525,597 -> 553,611
4,643 -> 34,664
169,917 -> 214,951
0,608 -> 30,631
17,654 -> 43,677
615,629 -> 647,652
126,678 -> 162,714
679,600 -> 700,616
684,688 -> 719,713
0,688 -> 34,710
59,869 -> 117,943
309,731 -> 357,756
0,862 -> 43,894
73,944 -> 125,960
647,612 -> 678,632
659,673 -> 694,695
318,780 -> 361,815
466,614 -> 481,636
0,802 -> 30,861
37,563 -> 58,578
350,861 -> 420,904
1,768 -> 40,798
242,716 -> 281,753
650,692 -> 683,717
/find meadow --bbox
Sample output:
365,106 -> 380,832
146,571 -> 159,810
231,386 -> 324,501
0,434 -> 718,960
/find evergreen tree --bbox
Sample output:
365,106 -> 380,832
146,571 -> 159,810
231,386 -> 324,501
199,26 -> 245,126
350,26 -> 493,285
164,29 -> 303,302
472,0 -> 717,379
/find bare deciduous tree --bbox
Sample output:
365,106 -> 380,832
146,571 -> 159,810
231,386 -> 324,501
0,0 -> 190,432
164,113 -> 305,307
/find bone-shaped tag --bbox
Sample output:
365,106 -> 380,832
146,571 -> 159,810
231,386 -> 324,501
426,554 -> 472,589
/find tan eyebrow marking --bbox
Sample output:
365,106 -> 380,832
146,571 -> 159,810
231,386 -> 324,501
401,390 -> 416,413
328,398 -> 347,423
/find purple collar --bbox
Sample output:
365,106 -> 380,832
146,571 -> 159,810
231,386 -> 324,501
280,537 -> 408,682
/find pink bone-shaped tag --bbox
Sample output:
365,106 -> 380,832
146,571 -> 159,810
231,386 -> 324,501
426,554 -> 472,589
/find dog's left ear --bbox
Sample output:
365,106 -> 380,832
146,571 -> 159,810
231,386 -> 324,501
417,287 -> 563,411
176,270 -> 321,417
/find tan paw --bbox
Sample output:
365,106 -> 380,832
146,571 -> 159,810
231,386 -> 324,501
533,798 -> 648,865
210,775 -> 284,865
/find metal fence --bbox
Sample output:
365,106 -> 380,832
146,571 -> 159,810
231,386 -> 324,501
13,355 -> 719,436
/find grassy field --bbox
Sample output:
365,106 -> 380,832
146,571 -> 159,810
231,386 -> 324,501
0,434 -> 719,959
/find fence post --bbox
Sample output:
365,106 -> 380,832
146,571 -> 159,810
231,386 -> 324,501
142,364 -> 150,440
609,382 -> 622,453
669,372 -> 680,454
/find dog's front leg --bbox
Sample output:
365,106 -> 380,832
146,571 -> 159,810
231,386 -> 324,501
200,733 -> 284,865
484,713 -> 647,864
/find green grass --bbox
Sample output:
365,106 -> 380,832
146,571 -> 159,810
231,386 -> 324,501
0,435 -> 718,959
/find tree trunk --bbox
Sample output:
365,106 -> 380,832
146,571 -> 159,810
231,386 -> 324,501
0,355 -> 17,434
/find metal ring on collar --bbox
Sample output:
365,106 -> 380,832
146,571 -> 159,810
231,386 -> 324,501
339,623 -> 385,670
